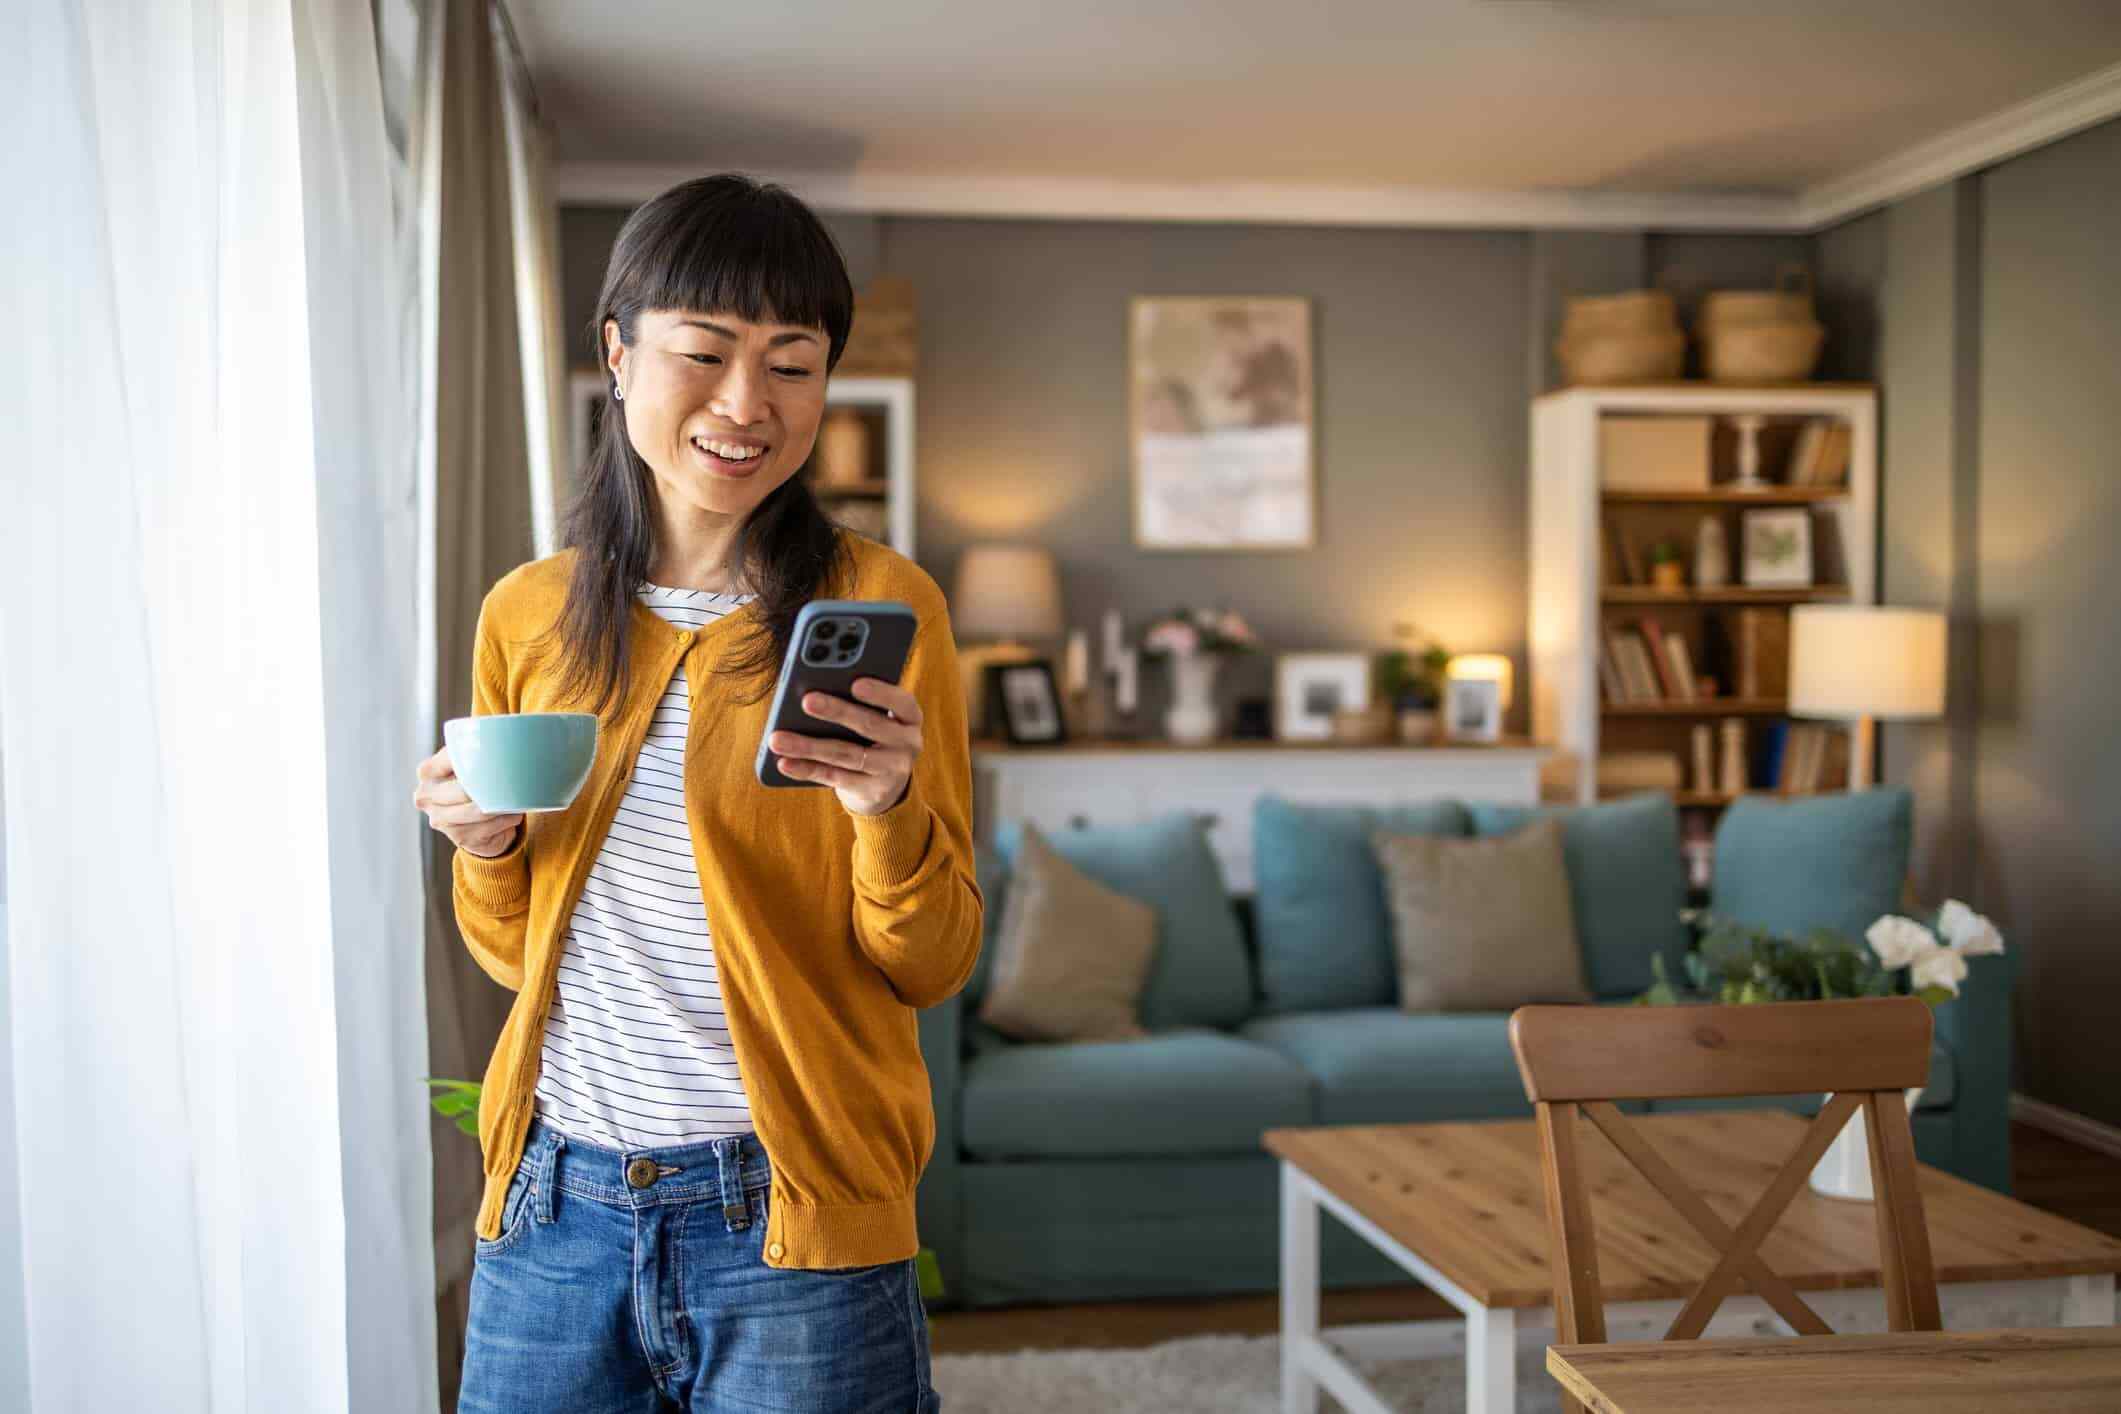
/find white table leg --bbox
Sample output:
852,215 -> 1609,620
2061,1273 -> 2116,1326
1465,1305 -> 1516,1414
1281,1162 -> 1320,1414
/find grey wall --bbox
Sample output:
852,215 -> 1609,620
1820,116 -> 2121,1127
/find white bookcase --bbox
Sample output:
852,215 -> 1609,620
818,375 -> 916,559
1528,383 -> 1878,808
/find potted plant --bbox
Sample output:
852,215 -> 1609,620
1381,625 -> 1452,743
1647,538 -> 1687,591
1636,900 -> 2005,1198
423,1078 -> 949,1302
1138,606 -> 1261,745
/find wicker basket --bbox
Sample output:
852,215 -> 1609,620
1556,328 -> 1686,386
1700,320 -> 1825,383
1560,289 -> 1678,342
1697,264 -> 1815,331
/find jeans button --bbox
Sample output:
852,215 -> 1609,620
626,1157 -> 658,1189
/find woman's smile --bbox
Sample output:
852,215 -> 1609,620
689,431 -> 769,477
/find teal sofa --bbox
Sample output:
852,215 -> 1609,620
915,787 -> 2014,1308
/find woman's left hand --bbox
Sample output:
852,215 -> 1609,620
768,676 -> 922,816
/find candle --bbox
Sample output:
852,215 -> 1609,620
1115,651 -> 1137,713
1102,607 -> 1124,663
1063,629 -> 1089,694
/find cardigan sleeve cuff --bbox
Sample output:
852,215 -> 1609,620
849,782 -> 936,890
453,824 -> 531,914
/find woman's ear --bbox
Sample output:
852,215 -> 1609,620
603,318 -> 626,391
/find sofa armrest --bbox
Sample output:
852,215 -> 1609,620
1930,948 -> 2016,1193
916,990 -> 966,1300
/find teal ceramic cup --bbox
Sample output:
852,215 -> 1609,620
443,712 -> 598,814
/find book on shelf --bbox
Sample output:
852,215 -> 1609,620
1636,616 -> 1681,698
1784,419 -> 1851,487
1612,518 -> 1646,585
1785,420 -> 1828,485
1733,606 -> 1790,700
1664,631 -> 1700,700
1595,752 -> 1684,792
1598,643 -> 1626,703
1758,721 -> 1789,790
1602,518 -> 1629,586
1690,723 -> 1715,795
1620,630 -> 1662,702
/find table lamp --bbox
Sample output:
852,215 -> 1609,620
1789,605 -> 1946,790
950,544 -> 1063,735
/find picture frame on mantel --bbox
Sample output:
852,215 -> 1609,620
1274,652 -> 1369,742
1129,295 -> 1316,551
986,659 -> 1069,746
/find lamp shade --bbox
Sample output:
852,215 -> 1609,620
1789,605 -> 1946,720
950,544 -> 1063,641
1446,653 -> 1514,711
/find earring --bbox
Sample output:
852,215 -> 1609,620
613,383 -> 624,402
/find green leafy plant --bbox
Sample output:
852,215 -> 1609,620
1647,539 -> 1683,566
1381,625 -> 1452,708
1638,900 -> 2005,1009
421,1075 -> 950,1302
426,1076 -> 483,1136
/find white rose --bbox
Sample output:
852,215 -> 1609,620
1866,915 -> 1936,970
1910,945 -> 1970,997
1938,899 -> 2005,956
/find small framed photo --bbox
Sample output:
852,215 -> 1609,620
985,659 -> 1068,746
1274,652 -> 1370,742
1444,676 -> 1504,743
1741,507 -> 1813,588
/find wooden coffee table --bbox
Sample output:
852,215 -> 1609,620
1264,1112 -> 2121,1414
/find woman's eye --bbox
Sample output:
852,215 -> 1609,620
775,366 -> 813,378
682,353 -> 721,366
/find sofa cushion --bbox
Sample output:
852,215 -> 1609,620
1371,818 -> 1592,1011
959,1030 -> 1315,1159
1466,793 -> 1689,999
978,822 -> 1159,1042
1251,795 -> 1471,1014
1711,788 -> 1912,944
994,813 -> 1253,1030
1239,1008 -> 1537,1125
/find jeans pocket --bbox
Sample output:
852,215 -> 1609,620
474,1161 -> 535,1258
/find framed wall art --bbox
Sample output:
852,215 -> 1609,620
1129,295 -> 1315,551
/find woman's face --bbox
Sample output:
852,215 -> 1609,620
604,307 -> 830,519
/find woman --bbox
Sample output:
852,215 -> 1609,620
412,175 -> 980,1413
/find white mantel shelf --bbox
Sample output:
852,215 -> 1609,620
971,736 -> 1549,894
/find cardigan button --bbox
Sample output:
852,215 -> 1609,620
767,1242 -> 785,1261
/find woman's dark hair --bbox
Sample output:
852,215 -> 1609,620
540,173 -> 858,715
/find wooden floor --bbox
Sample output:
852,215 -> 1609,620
928,1121 -> 2121,1356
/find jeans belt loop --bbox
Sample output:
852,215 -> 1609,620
535,1130 -> 565,1224
713,1136 -> 749,1230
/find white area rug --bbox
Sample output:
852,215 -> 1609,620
932,1331 -> 1564,1414
931,1285 -> 2068,1413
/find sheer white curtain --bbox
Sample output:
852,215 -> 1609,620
0,1 -> 433,1409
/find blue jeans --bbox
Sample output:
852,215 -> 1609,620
461,1116 -> 940,1412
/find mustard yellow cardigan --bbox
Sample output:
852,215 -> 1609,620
454,532 -> 983,1268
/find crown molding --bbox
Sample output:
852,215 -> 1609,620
555,60 -> 2121,234
1799,58 -> 2121,228
554,162 -> 1807,231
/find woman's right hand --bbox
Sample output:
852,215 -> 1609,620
413,746 -> 525,858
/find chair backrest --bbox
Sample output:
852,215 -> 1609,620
1508,997 -> 1941,1407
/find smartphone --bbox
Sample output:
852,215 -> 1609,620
755,599 -> 918,788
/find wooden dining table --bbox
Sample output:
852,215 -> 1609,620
1547,1326 -> 2121,1412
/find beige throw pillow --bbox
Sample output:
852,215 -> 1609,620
1371,817 -> 1592,1012
977,822 -> 1159,1043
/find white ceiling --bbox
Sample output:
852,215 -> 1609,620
511,0 -> 2121,228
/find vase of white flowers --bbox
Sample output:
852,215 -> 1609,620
1139,606 -> 1261,745
1809,900 -> 2006,1199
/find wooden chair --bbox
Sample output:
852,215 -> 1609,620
1508,996 -> 1941,1413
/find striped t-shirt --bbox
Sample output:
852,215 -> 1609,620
532,583 -> 756,1149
